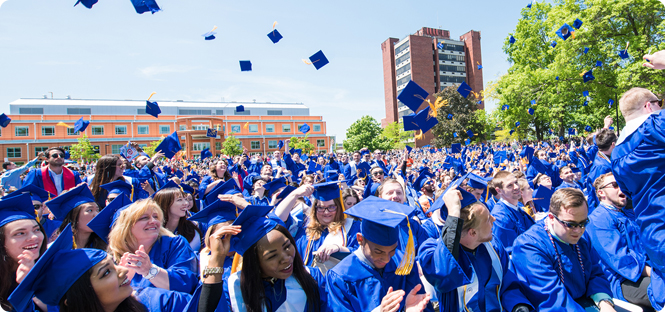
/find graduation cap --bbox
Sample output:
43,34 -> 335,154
86,195 -> 132,243
413,108 -> 439,133
72,117 -> 89,134
477,63 -> 483,70
582,69 -> 595,82
402,114 -> 419,131
608,99 -> 615,108
180,183 -> 196,197
571,167 -> 581,174
619,49 -> 630,59
596,61 -> 602,67
585,125 -> 592,132
568,128 -> 576,135
527,2 -> 532,8
501,105 -> 509,111
312,180 -> 343,202
7,224 -> 107,312
74,0 -> 98,8
465,139 -> 471,145
531,99 -> 536,105
308,50 -> 329,70
451,143 -> 462,154
0,193 -> 36,228
267,29 -> 283,43
453,132 -> 458,138
509,35 -> 516,44
275,185 -> 297,201
446,113 -> 453,120
130,0 -> 160,14
532,186 -> 553,211
465,172 -> 487,189
457,81 -> 473,98
493,151 -> 507,164
548,152 -> 557,159
101,180 -> 135,201
573,18 -> 583,29
405,145 -> 412,153
204,179 -> 241,206
264,177 -> 288,198
427,181 -> 478,214
201,148 -> 212,160
299,123 -> 310,134
412,173 -> 432,190
556,76 -> 559,80
45,184 -> 95,221
528,108 -> 534,115
0,113 -> 10,128
437,42 -> 444,49
188,199 -> 237,226
510,129 -> 515,135
230,205 -> 277,256
555,23 -> 574,41
3,184 -> 54,204
277,140 -> 284,150
397,80 -> 429,112
466,130 -> 474,138
146,100 -> 161,118
583,90 -> 589,97
155,131 -> 182,159
551,41 -> 557,48
583,100 -> 589,106
202,26 -> 217,40
240,61 -> 252,71
584,47 -> 589,54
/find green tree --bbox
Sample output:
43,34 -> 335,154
343,116 -> 392,152
496,0 -> 665,139
142,138 -> 164,157
290,135 -> 317,155
430,86 -> 485,147
70,134 -> 100,162
221,133 -> 243,156
382,121 -> 412,150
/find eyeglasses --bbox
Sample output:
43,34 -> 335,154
649,99 -> 664,108
600,181 -> 619,189
50,153 -> 65,159
33,204 -> 42,210
552,213 -> 590,229
372,171 -> 384,176
316,205 -> 337,213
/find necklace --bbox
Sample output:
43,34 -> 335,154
544,222 -> 585,285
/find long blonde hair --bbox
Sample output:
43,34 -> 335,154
107,199 -> 173,261
305,197 -> 345,241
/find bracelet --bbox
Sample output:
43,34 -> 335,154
203,266 -> 224,278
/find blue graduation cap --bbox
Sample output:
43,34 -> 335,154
568,128 -> 576,135
8,224 -> 107,312
531,99 -> 536,105
146,100 -> 161,118
596,61 -> 602,67
405,145 -> 412,153
526,2 -> 532,8
413,108 -> 439,133
619,49 -> 630,59
530,158 -> 549,175
155,131 -> 182,159
528,108 -> 534,115
457,81 -> 472,98
276,185 -> 296,201
0,113 -> 11,128
477,64 -> 483,70
428,182 -> 478,214
520,146 -> 535,164
453,132 -> 458,138
437,42 -> 444,49
230,205 -> 277,256
466,130 -> 474,138
188,199 -> 237,227
582,69 -> 595,82
509,35 -> 516,44
180,183 -> 196,197
608,99 -> 614,108
402,114 -> 419,131
501,105 -> 509,111
465,172 -> 487,189
345,196 -> 414,248
584,47 -> 589,54
584,100 -> 589,106
267,29 -> 283,43
451,143 -> 462,154
3,184 -> 53,204
493,151 -> 507,164
131,0 -> 161,14
446,113 -> 453,120
413,172 -> 433,190
548,152 -> 557,159
573,18 -> 583,29
206,128 -> 217,138
309,50 -> 329,70
277,140 -> 284,150
264,177 -> 288,198
585,125 -> 592,132
204,179 -> 241,206
201,148 -> 213,160
74,0 -> 98,8
356,162 -> 371,179
312,180 -> 343,202
202,27 -> 217,40
235,105 -> 245,113
74,117 -> 89,133
397,80 -> 429,113
0,193 -> 36,228
299,123 -> 310,134
86,195 -> 131,243
551,41 -> 557,48
556,76 -> 559,80
555,23 -> 574,41
101,180 -> 134,201
533,186 -> 554,211
465,139 -> 471,145
240,61 -> 252,71
45,184 -> 95,221
583,90 -> 589,97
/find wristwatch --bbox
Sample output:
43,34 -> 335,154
143,264 -> 159,280
203,266 -> 224,278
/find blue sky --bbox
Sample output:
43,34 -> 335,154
0,0 -> 529,141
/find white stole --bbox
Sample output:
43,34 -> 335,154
456,242 -> 504,311
228,269 -> 309,312
320,217 -> 354,248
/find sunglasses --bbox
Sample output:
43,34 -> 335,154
315,205 -> 337,213
33,204 -> 42,210
649,99 -> 664,108
600,181 -> 619,189
50,153 -> 65,159
552,213 -> 590,229
372,171 -> 384,176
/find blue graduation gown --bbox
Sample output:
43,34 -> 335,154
295,218 -> 360,266
198,175 -> 218,197
135,286 -> 192,312
612,110 -> 665,309
418,237 -> 530,312
23,167 -> 82,195
421,215 -> 446,240
587,204 -> 649,302
130,235 -> 198,294
326,250 -> 433,312
509,222 -> 612,311
490,201 -> 535,254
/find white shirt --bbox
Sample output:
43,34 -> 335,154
49,168 -> 64,195
617,111 -> 659,145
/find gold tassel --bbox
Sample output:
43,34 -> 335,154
339,188 -> 346,211
130,184 -> 135,202
34,209 -> 40,223
231,253 -> 242,273
383,209 -> 414,275
72,234 -> 78,249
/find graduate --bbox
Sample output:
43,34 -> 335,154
199,159 -> 234,196
489,171 -> 535,254
326,196 -> 433,312
417,187 -> 533,312
22,147 -> 82,196
153,181 -> 203,252
101,179 -> 137,204
510,188 -> 615,311
1,184 -> 60,238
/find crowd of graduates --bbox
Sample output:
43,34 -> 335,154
3,52 -> 665,312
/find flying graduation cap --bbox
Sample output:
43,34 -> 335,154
305,50 -> 329,70
477,62 -> 483,70
145,92 -> 161,118
73,117 -> 89,133
130,0 -> 160,14
457,81 -> 473,98
299,123 -> 310,134
619,49 -> 630,59
608,99 -> 615,108
509,35 -> 516,44
466,130 -> 474,138
402,114 -> 419,131
446,113 -> 453,120
74,0 -> 98,9
0,113 -> 11,128
531,99 -> 536,105
582,69 -> 595,82
239,61 -> 252,71
584,47 -> 589,54
268,22 -> 283,43
596,61 -> 603,67
572,18 -> 583,29
501,105 -> 509,111
583,90 -> 589,97
154,131 -> 182,159
555,23 -> 575,41
585,125 -> 592,132
528,108 -> 534,115
397,80 -> 429,112
201,148 -> 212,160
236,105 -> 245,112
202,26 -> 217,40
551,41 -> 557,48
412,107 -> 438,134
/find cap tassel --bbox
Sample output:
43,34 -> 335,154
231,253 -> 242,273
35,209 -> 40,223
339,188 -> 346,211
147,92 -> 156,102
130,184 -> 135,202
72,234 -> 78,249
383,209 -> 415,275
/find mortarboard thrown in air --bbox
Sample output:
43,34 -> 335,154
453,132 -> 458,138
573,18 -> 583,29
0,113 -> 11,128
531,99 -> 536,105
299,123 -> 310,134
101,180 -> 135,201
533,186 -> 554,211
568,128 -> 576,135
526,2 -> 532,8
528,108 -> 534,115
240,61 -> 252,71
74,117 -> 89,133
201,148 -> 213,160
188,199 -> 237,226
555,23 -> 575,41
146,99 -> 161,118
502,105 -> 509,111
230,205 -> 278,256
619,49 -> 630,60
583,90 -> 589,97
509,35 -> 516,44
584,47 -> 589,54
397,80 -> 429,113
608,99 -> 614,108
202,26 -> 217,40
45,183 -> 95,221
0,193 -> 36,228
278,140 -> 284,150
447,113 -> 453,120
457,81 -> 473,98
86,195 -> 132,243
585,125 -> 592,132
405,145 -> 412,153
550,41 -> 557,48
74,0 -> 98,8
402,113 -> 419,131
493,151 -> 508,164
582,69 -> 595,82
268,29 -> 283,43
451,143 -> 462,154
155,131 -> 182,159
236,105 -> 245,112
8,224 -> 107,312
596,60 -> 602,67
466,130 -> 474,138
131,0 -> 160,14
413,107 -> 438,133
206,128 -> 217,138
583,100 -> 589,106
308,50 -> 329,70
3,184 -> 54,204
204,179 -> 241,206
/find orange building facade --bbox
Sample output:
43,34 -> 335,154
3,98 -> 332,164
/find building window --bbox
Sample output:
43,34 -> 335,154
111,144 -> 123,154
440,65 -> 466,73
91,126 -> 104,135
395,63 -> 411,76
267,110 -> 282,116
92,146 -> 100,154
67,128 -> 80,135
67,108 -> 91,115
268,140 -> 277,149
395,40 -> 410,54
7,147 -> 21,158
34,146 -> 48,157
313,124 -> 321,132
192,142 -> 210,151
397,74 -> 411,87
248,124 -> 258,133
215,142 -> 221,150
282,124 -> 291,132
179,109 -> 212,115
15,126 -> 29,137
159,125 -> 170,134
234,110 -> 250,115
266,124 -> 274,133
231,125 -> 241,133
137,125 -> 149,135
250,141 -> 260,150
115,125 -> 127,135
137,109 -> 146,114
41,126 -> 55,136
317,139 -> 325,147
19,108 -> 43,114
192,125 -> 207,130
395,51 -> 410,65
216,110 -> 224,115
